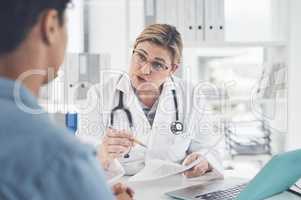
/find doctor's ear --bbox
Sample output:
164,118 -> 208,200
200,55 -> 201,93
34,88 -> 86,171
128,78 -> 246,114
169,64 -> 179,74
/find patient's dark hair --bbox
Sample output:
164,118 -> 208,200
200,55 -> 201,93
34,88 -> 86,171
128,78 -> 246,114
0,0 -> 71,55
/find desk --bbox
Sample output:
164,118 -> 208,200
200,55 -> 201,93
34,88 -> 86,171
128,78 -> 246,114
122,173 -> 300,200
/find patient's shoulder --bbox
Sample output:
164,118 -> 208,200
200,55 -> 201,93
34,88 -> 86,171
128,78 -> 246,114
0,111 -> 95,182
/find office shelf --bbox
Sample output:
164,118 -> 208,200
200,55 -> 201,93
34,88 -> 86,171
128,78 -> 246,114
184,41 -> 288,48
38,99 -> 86,113
207,97 -> 287,106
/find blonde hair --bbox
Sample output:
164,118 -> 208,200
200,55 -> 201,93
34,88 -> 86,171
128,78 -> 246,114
133,24 -> 183,64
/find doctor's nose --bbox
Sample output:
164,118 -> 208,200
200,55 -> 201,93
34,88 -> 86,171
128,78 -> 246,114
140,62 -> 152,75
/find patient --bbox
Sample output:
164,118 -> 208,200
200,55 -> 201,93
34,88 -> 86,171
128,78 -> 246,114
0,1 -> 133,200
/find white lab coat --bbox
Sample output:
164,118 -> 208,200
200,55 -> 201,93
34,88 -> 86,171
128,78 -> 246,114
78,73 -> 224,178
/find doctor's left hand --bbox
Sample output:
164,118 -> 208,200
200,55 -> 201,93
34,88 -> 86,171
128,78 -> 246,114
182,153 -> 211,178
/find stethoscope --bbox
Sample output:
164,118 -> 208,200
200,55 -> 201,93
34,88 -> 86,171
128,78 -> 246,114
109,79 -> 184,158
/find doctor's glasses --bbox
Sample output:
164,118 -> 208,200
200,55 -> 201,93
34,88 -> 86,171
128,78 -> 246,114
132,49 -> 171,72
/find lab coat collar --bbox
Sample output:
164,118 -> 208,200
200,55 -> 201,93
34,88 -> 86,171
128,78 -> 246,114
115,73 -> 176,95
115,73 -> 132,94
162,76 -> 176,91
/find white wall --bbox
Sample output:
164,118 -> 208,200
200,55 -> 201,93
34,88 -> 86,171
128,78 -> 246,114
88,0 -> 127,70
87,0 -> 144,72
286,0 -> 301,150
66,0 -> 84,53
225,0 -> 272,41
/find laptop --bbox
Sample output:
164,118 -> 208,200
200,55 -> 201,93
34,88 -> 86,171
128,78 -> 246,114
166,149 -> 301,200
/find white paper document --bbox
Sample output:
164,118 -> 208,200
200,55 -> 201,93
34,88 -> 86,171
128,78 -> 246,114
128,158 -> 203,182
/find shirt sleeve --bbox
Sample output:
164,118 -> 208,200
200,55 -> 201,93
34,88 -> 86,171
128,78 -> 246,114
34,151 -> 115,200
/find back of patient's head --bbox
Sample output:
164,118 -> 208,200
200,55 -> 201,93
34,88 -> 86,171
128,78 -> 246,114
0,0 -> 70,56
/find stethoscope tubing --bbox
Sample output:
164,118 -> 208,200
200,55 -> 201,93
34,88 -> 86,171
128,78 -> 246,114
109,77 -> 183,158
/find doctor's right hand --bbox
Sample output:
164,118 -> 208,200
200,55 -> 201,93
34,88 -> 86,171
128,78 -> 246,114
98,128 -> 134,169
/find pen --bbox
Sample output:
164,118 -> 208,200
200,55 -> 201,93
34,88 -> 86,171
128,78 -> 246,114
131,138 -> 148,148
108,127 -> 148,148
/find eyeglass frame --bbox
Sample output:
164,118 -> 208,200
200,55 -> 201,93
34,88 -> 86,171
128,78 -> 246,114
132,49 -> 174,73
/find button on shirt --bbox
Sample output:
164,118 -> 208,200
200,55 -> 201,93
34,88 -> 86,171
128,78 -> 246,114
0,77 -> 114,200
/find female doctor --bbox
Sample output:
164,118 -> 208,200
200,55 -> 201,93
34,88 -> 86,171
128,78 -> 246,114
79,24 -> 223,178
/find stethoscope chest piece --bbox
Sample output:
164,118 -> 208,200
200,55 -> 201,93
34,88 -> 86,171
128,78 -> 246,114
170,121 -> 184,135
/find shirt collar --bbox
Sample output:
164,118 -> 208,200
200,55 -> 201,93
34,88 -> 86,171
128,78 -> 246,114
0,77 -> 41,110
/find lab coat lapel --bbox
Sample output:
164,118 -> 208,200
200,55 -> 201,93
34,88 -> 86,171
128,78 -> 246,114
152,77 -> 176,132
114,74 -> 151,165
115,73 -> 151,130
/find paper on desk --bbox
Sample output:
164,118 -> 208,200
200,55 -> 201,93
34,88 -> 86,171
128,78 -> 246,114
105,159 -> 125,185
128,158 -> 202,182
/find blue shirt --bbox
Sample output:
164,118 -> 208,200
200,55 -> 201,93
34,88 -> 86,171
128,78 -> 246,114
0,77 -> 114,200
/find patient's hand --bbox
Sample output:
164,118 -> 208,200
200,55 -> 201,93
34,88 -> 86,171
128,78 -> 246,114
112,183 -> 135,200
182,153 -> 211,178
